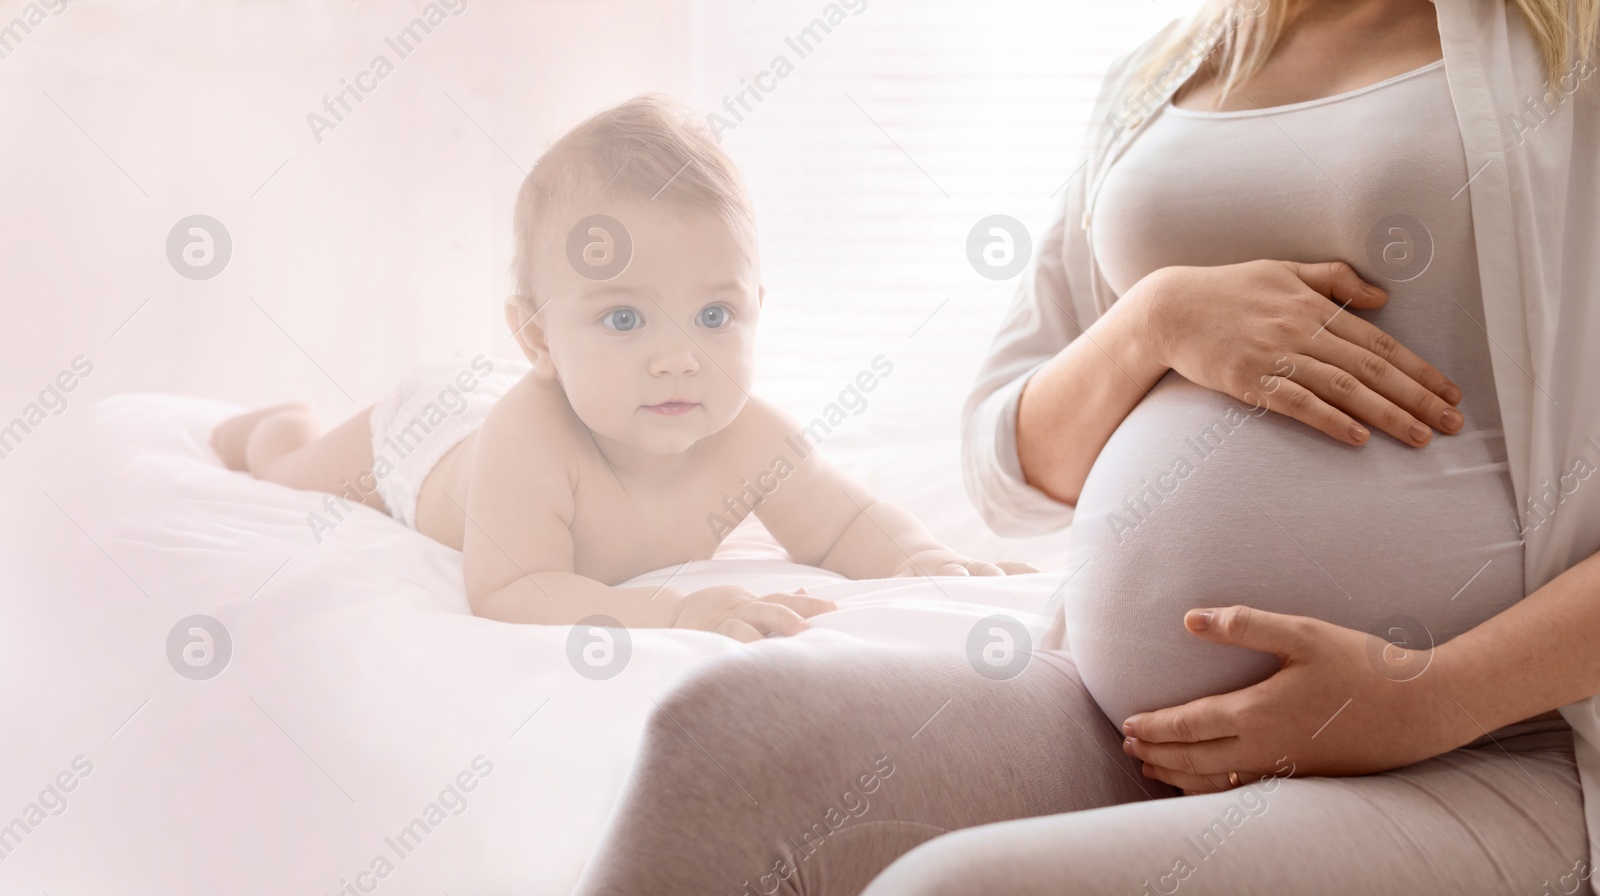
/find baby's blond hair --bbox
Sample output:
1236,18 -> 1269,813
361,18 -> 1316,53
511,94 -> 756,304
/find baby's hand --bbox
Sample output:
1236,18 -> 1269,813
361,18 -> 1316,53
671,585 -> 838,643
892,549 -> 1040,578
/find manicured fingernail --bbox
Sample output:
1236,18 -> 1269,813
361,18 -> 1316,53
1348,422 -> 1368,443
1122,719 -> 1135,735
1122,736 -> 1137,753
1445,382 -> 1463,404
1441,408 -> 1462,431
1189,610 -> 1212,631
1365,283 -> 1383,296
1410,423 -> 1430,444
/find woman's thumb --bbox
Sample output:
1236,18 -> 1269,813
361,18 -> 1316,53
1185,605 -> 1307,659
1291,260 -> 1387,310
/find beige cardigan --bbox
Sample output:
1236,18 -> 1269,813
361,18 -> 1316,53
960,0 -> 1600,880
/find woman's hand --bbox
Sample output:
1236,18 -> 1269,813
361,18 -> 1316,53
891,548 -> 1039,578
1119,605 -> 1475,794
1139,260 -> 1464,447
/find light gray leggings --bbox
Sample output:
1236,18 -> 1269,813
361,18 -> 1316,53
573,635 -> 1586,896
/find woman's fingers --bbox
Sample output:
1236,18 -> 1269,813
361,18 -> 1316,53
1126,736 -> 1238,776
1124,696 -> 1241,744
1281,259 -> 1464,430
1322,307 -> 1462,406
1144,765 -> 1244,794
996,560 -> 1041,575
1291,356 -> 1434,447
1301,339 -> 1462,444
1246,375 -> 1366,446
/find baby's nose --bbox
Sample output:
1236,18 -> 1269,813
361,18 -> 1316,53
648,341 -> 699,376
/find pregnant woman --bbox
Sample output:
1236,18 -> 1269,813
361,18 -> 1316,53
575,0 -> 1600,892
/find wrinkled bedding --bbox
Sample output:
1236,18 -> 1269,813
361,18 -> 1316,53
1,394 -> 1074,895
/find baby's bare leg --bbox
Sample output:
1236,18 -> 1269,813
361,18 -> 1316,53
211,403 -> 308,471
212,404 -> 387,512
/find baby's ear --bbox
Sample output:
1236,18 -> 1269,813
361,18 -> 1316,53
504,295 -> 558,380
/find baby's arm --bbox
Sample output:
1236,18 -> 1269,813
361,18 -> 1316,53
461,387 -> 830,636
743,400 -> 1033,579
461,393 -> 677,627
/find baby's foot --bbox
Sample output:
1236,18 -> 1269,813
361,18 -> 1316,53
210,403 -> 310,471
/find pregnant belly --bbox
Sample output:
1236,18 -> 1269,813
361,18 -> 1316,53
1063,371 -> 1524,727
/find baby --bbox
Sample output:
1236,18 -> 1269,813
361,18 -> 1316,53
212,94 -> 1034,641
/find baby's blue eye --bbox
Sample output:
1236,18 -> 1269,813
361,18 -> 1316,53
603,308 -> 642,332
697,305 -> 731,329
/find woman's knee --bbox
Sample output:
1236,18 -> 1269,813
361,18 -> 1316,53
858,818 -> 1126,896
857,826 -> 1022,896
639,641 -> 837,771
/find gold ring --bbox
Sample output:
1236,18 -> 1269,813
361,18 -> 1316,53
1227,771 -> 1241,787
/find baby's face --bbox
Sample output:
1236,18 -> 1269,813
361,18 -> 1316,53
526,197 -> 761,455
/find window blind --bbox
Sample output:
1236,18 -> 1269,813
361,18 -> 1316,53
689,0 -> 1200,423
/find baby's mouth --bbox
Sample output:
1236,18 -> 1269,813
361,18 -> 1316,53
643,400 -> 700,416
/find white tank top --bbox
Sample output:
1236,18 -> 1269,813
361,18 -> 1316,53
1062,59 -> 1527,726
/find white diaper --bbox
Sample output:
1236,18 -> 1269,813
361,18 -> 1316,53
367,355 -> 528,529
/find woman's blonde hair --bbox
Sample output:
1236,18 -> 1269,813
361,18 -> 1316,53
1132,0 -> 1598,112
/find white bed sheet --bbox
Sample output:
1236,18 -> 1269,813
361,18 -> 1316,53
0,394 -> 1076,895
